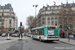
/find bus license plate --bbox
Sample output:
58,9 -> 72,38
52,37 -> 55,38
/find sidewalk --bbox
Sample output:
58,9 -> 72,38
59,38 -> 75,46
0,36 -> 30,44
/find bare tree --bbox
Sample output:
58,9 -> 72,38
26,16 -> 34,27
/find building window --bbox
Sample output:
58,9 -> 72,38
55,20 -> 57,25
2,13 -> 4,16
59,7 -> 61,9
52,20 -> 53,25
51,16 -> 53,18
10,14 -> 11,16
55,20 -> 57,22
42,16 -> 45,20
55,7 -> 57,9
55,11 -> 57,14
55,23 -> 57,25
70,16 -> 71,17
47,7 -> 50,10
55,16 -> 57,19
57,6 -> 59,9
70,12 -> 72,14
52,23 -> 53,25
64,4 -> 66,7
65,16 -> 66,17
10,10 -> 11,12
43,8 -> 45,11
48,16 -> 50,19
3,10 -> 4,12
48,20 -> 50,23
51,7 -> 54,10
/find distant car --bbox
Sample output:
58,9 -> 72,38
27,33 -> 32,37
24,33 -> 27,36
22,33 -> 24,36
1,33 -> 6,37
69,33 -> 74,39
8,31 -> 14,36
11,34 -> 19,37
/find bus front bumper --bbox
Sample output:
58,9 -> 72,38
41,37 -> 59,41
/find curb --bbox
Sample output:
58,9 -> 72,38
59,40 -> 75,46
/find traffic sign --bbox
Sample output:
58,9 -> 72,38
67,27 -> 70,30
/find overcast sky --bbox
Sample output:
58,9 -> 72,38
0,0 -> 74,28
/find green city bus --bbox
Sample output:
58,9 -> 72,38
31,25 -> 59,41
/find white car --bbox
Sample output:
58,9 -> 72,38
69,34 -> 74,39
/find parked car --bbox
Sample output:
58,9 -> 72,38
8,31 -> 14,36
69,33 -> 74,39
22,33 -> 24,36
1,33 -> 7,37
11,34 -> 19,37
0,32 -> 2,36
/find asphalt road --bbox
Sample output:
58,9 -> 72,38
0,37 -> 75,50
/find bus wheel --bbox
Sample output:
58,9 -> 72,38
39,37 -> 42,42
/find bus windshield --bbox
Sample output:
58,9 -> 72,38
48,27 -> 58,29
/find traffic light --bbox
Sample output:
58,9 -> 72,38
60,24 -> 62,28
20,22 -> 22,26
65,28 -> 67,31
31,25 -> 33,29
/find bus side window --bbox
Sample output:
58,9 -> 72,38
32,30 -> 35,35
41,29 -> 44,35
39,29 -> 41,35
39,29 -> 44,35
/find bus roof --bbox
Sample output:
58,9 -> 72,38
31,25 -> 59,30
31,27 -> 45,30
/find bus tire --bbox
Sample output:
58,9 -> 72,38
32,36 -> 34,40
39,37 -> 42,42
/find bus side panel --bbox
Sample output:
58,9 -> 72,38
44,27 -> 48,36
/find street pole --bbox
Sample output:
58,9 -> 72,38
7,18 -> 11,40
33,5 -> 38,27
68,30 -> 70,42
20,26 -> 22,39
2,17 -> 4,31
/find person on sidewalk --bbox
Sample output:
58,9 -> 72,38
59,30 -> 63,38
73,33 -> 75,40
24,33 -> 26,38
62,32 -> 65,38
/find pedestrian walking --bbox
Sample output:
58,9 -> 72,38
19,33 -> 20,38
62,32 -> 65,38
25,33 -> 26,38
59,30 -> 63,38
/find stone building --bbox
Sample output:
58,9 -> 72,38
0,3 -> 15,32
36,2 -> 75,33
36,4 -> 61,27
60,2 -> 75,33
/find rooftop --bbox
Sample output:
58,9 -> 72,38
0,3 -> 13,10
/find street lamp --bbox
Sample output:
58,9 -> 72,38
2,17 -> 4,31
33,4 -> 38,27
9,17 -> 11,31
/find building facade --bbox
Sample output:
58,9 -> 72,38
60,2 -> 75,33
36,2 -> 75,33
0,3 -> 15,32
36,4 -> 61,27
15,17 -> 18,30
